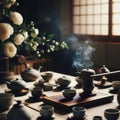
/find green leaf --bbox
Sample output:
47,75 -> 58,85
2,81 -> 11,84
48,34 -> 54,40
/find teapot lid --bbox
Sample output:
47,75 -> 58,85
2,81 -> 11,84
22,67 -> 40,75
8,78 -> 26,87
58,76 -> 69,80
81,68 -> 95,74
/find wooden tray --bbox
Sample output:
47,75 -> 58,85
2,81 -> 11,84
94,81 -> 112,88
42,92 -> 114,112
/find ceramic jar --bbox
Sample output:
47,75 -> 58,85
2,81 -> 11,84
7,101 -> 33,120
0,93 -> 14,112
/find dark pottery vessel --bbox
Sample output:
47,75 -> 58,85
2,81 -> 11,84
62,89 -> 76,100
0,93 -> 14,112
21,67 -> 41,82
31,87 -> 43,98
104,108 -> 119,120
41,72 -> 53,82
7,101 -> 33,120
6,78 -> 29,96
56,76 -> 71,88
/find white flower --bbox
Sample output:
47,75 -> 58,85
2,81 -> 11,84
0,23 -> 14,41
0,0 -> 16,8
14,33 -> 24,45
30,28 -> 39,38
4,42 -> 17,58
5,0 -> 16,8
22,31 -> 28,40
10,12 -> 23,25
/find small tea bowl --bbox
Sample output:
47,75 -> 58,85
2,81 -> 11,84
72,106 -> 86,118
41,73 -> 53,82
93,116 -> 103,120
112,81 -> 120,91
31,87 -> 43,98
43,83 -> 53,91
56,76 -> 71,88
40,105 -> 54,118
104,108 -> 120,120
62,89 -> 76,100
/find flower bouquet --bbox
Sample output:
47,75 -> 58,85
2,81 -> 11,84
0,0 -> 68,83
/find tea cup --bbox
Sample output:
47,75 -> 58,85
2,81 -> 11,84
104,108 -> 120,120
43,83 -> 53,91
72,106 -> 86,118
93,116 -> 103,120
112,81 -> 120,91
40,105 -> 54,118
41,73 -> 53,82
62,89 -> 76,100
31,87 -> 43,98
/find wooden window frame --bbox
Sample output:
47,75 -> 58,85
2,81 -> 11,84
71,0 -> 120,43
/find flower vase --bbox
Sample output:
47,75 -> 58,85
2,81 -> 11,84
0,57 -> 15,83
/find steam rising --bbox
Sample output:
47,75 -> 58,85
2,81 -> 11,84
67,35 -> 95,72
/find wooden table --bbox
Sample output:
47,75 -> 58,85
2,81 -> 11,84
0,71 -> 119,120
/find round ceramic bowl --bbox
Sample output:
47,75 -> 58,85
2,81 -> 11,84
72,106 -> 86,118
93,116 -> 103,120
31,87 -> 43,98
62,89 -> 76,100
112,81 -> 120,91
0,93 -> 14,112
56,77 -> 71,88
104,108 -> 119,120
43,83 -> 53,91
40,105 -> 54,118
41,73 -> 53,82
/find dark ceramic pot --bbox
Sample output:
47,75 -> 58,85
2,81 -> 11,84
7,101 -> 33,120
0,93 -> 14,112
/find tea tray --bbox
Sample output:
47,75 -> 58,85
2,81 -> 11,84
42,92 -> 113,112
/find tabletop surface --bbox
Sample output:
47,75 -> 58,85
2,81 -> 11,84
0,71 -> 119,120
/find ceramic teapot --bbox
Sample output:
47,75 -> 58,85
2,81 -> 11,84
77,68 -> 96,97
7,101 -> 33,120
98,65 -> 110,73
21,64 -> 41,82
77,68 -> 95,80
78,68 -> 95,86
96,65 -> 110,85
6,78 -> 29,96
